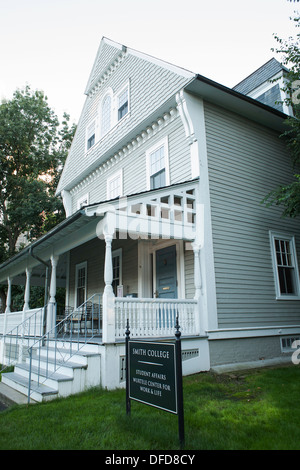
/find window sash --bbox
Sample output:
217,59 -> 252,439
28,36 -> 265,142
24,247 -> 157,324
118,89 -> 128,120
87,121 -> 96,150
75,263 -> 87,307
270,232 -> 300,299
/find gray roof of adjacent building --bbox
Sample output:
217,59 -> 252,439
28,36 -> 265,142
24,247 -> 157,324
233,58 -> 288,95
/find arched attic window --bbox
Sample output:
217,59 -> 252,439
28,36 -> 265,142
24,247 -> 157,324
101,93 -> 112,136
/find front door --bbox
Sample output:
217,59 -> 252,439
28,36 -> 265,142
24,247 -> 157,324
155,245 -> 177,299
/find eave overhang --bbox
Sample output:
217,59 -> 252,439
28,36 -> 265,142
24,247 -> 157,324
185,74 -> 289,133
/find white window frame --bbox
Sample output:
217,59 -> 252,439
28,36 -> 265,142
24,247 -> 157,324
269,231 -> 300,300
146,136 -> 170,191
77,193 -> 89,210
116,82 -> 130,122
75,261 -> 87,308
107,169 -> 123,200
86,119 -> 97,152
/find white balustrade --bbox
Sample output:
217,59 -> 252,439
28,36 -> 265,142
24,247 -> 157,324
115,298 -> 198,339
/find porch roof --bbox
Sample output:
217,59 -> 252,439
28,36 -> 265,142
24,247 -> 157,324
0,178 -> 199,284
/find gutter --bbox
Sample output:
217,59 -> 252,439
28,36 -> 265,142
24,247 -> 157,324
0,210 -> 85,273
194,73 -> 288,120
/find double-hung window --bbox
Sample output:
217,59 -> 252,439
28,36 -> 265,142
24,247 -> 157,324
75,262 -> 87,307
146,137 -> 170,190
270,231 -> 300,299
86,121 -> 96,150
107,169 -> 123,200
118,88 -> 128,120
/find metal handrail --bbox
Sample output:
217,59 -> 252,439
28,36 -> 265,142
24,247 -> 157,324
27,294 -> 102,403
0,306 -> 45,376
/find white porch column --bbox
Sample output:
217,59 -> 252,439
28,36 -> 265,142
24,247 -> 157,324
102,232 -> 116,343
5,276 -> 12,314
3,276 -> 12,336
23,268 -> 32,312
47,255 -> 59,334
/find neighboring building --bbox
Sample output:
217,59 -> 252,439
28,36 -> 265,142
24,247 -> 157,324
0,39 -> 299,400
233,57 -> 292,115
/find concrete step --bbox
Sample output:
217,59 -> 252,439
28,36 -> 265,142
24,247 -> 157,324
1,372 -> 58,403
15,362 -> 73,389
0,381 -> 35,406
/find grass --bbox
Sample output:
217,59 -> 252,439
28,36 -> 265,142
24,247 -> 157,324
0,364 -> 300,450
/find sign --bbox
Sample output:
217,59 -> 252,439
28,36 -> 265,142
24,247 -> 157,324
128,341 -> 177,413
125,318 -> 185,447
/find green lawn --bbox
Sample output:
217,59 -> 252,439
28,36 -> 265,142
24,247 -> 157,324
0,365 -> 299,450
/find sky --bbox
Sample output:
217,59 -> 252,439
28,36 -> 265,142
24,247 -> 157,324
0,0 -> 298,123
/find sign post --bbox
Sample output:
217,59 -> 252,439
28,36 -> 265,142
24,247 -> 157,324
125,317 -> 184,446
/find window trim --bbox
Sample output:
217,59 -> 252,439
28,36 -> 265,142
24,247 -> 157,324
106,169 -> 123,200
269,231 -> 300,300
85,83 -> 130,154
86,119 -> 97,152
146,137 -> 170,191
75,261 -> 87,308
116,83 -> 129,122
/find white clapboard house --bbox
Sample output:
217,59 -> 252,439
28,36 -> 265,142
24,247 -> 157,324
0,39 -> 299,402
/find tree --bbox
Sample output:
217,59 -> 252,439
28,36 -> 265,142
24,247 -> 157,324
263,13 -> 300,217
0,85 -> 76,260
0,86 -> 76,312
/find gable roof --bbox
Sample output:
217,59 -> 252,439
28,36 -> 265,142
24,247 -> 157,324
233,58 -> 288,95
56,38 -> 195,195
85,37 -> 194,96
57,41 -> 290,196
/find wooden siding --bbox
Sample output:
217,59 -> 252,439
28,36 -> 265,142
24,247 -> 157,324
184,248 -> 194,299
58,45 -> 191,195
71,115 -> 191,212
68,237 -> 138,307
204,102 -> 300,328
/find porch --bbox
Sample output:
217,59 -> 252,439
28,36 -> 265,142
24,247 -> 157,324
0,179 -> 210,397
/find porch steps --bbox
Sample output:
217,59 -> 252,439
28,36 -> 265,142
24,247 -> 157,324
1,343 -> 101,403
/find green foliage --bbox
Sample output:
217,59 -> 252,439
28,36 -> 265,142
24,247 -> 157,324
264,14 -> 300,217
0,85 -> 76,258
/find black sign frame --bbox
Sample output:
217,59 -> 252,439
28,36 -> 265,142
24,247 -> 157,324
125,318 -> 184,446
128,340 -> 177,413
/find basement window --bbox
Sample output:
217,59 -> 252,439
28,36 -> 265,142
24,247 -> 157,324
281,336 -> 300,352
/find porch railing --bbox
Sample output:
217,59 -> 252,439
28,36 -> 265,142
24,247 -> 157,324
0,306 -> 45,372
26,293 -> 102,403
115,297 -> 198,339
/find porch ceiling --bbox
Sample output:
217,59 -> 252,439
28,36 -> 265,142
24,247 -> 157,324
0,211 -> 101,285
